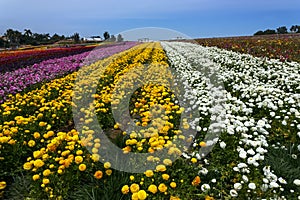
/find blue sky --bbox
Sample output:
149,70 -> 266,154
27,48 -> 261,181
0,0 -> 299,40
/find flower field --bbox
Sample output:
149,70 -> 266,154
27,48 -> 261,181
195,34 -> 300,63
0,41 -> 299,200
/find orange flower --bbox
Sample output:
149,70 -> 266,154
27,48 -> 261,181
94,170 -> 103,179
192,176 -> 201,186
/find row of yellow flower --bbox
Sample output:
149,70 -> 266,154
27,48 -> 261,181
72,42 -> 201,199
0,42 -> 204,199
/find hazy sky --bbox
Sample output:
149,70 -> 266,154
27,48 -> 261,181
0,0 -> 299,39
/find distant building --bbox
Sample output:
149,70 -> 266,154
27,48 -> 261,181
83,36 -> 103,42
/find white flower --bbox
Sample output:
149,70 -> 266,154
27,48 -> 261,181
269,181 -> 279,188
242,175 -> 249,183
278,177 -> 287,184
234,183 -> 242,190
248,182 -> 256,190
239,150 -> 247,159
293,179 -> 300,186
211,179 -> 216,183
230,189 -> 238,197
257,120 -> 265,127
282,120 -> 287,126
233,167 -> 239,172
263,178 -> 269,184
199,168 -> 208,175
247,157 -> 255,165
201,184 -> 211,192
220,141 -> 226,149
237,163 -> 247,168
247,149 -> 255,155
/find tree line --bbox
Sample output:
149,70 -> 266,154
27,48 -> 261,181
0,29 -> 124,49
254,25 -> 300,36
0,29 -> 68,48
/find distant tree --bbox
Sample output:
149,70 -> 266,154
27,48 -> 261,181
290,25 -> 297,33
0,37 -> 5,48
276,26 -> 288,34
51,33 -> 62,42
24,29 -> 32,37
5,29 -> 22,47
117,34 -> 124,42
73,32 -> 80,43
110,35 -> 116,42
297,25 -> 300,33
254,30 -> 264,36
103,31 -> 110,40
22,29 -> 33,44
264,29 -> 276,35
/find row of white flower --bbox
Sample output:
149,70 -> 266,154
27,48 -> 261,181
161,41 -> 300,199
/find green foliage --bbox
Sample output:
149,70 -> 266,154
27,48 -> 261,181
264,146 -> 300,197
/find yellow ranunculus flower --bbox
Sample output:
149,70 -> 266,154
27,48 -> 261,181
205,195 -> 214,200
137,190 -> 147,200
105,169 -> 112,176
28,140 -> 36,147
34,159 -> 45,168
75,156 -> 83,164
42,178 -> 50,185
191,158 -> 197,163
158,183 -> 168,193
76,150 -> 83,155
104,162 -> 111,169
130,183 -> 140,193
131,192 -> 139,200
144,170 -> 154,177
43,169 -> 51,176
170,182 -> 177,188
78,164 -> 86,171
39,121 -> 47,127
162,174 -> 170,180
163,159 -> 172,166
0,181 -> 7,190
156,164 -> 166,172
32,174 -> 40,181
121,185 -> 129,194
23,162 -> 33,170
148,184 -> 157,194
33,132 -> 40,139
91,154 -> 100,162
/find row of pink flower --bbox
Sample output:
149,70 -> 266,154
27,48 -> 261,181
0,45 -> 96,73
0,42 -> 138,103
